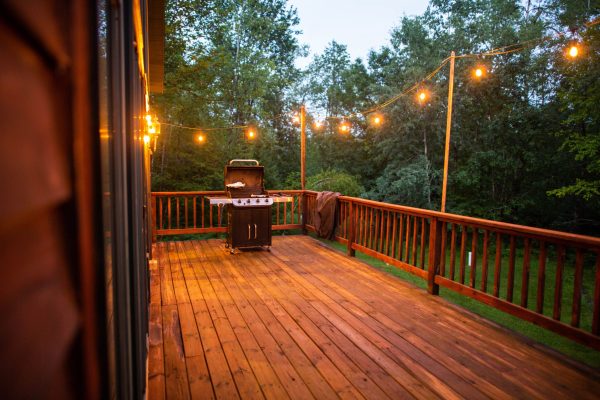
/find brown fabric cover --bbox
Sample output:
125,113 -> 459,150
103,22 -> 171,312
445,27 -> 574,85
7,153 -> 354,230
313,191 -> 341,239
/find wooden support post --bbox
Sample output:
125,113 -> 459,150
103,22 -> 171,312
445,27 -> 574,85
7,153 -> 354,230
151,195 -> 157,243
301,193 -> 308,235
300,105 -> 307,235
300,105 -> 306,190
441,51 -> 455,213
346,201 -> 355,257
427,218 -> 443,295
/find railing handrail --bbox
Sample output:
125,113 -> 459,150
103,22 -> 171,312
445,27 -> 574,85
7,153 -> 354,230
329,194 -> 600,249
153,190 -> 600,247
152,189 -> 305,196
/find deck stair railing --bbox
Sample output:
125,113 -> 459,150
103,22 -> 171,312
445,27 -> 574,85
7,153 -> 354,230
152,190 -> 600,350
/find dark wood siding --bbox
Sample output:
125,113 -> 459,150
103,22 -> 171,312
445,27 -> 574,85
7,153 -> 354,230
0,0 -> 96,398
0,0 -> 157,397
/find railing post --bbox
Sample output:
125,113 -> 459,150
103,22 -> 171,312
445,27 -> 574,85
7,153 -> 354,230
301,191 -> 307,235
346,200 -> 355,257
151,195 -> 157,243
427,217 -> 442,295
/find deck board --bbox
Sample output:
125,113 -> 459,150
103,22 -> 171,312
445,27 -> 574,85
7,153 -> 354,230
148,236 -> 600,400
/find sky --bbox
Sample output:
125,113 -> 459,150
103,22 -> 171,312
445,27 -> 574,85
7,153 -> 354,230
287,0 -> 430,67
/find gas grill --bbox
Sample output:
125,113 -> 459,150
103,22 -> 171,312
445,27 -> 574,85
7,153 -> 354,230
209,159 -> 292,253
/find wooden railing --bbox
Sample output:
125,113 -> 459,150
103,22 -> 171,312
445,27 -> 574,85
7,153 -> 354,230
152,189 -> 600,350
151,190 -> 304,238
304,190 -> 600,350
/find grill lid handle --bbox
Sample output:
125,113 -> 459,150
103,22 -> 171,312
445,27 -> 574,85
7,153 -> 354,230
228,159 -> 259,166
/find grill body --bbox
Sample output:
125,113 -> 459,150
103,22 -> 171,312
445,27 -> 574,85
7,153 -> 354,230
224,160 -> 272,251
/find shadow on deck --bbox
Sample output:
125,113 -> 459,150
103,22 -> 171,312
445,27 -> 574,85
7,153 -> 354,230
148,235 -> 599,399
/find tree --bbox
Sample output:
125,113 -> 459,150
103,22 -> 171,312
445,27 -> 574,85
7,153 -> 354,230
152,0 -> 304,190
547,21 -> 600,201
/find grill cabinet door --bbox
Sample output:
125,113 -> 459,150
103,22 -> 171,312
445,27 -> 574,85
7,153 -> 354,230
228,206 -> 272,248
229,207 -> 252,248
251,207 -> 272,246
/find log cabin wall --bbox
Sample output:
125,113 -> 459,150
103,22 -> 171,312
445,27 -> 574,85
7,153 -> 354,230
0,0 -> 98,398
0,0 -> 153,398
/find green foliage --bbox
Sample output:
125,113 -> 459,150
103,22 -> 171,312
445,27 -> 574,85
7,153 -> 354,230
154,0 -> 600,234
153,0 -> 304,190
366,155 -> 439,209
548,23 -> 600,202
306,169 -> 364,197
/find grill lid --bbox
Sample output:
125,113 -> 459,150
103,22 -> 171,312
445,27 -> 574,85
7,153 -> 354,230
225,159 -> 265,198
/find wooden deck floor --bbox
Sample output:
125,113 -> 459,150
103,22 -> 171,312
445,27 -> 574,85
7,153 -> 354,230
148,235 -> 600,400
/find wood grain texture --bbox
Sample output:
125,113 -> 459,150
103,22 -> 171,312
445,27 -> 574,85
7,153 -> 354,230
148,236 -> 600,399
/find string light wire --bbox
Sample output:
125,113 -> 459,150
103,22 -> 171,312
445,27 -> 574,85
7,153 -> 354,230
158,17 -> 597,134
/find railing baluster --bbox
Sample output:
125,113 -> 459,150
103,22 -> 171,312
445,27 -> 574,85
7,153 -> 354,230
380,210 -> 386,253
470,227 -> 478,288
536,241 -> 547,314
572,249 -> 584,327
184,197 -> 188,228
176,197 -> 180,228
193,197 -> 197,228
459,226 -> 467,285
420,218 -> 426,269
521,238 -> 531,308
347,201 -> 355,257
427,217 -> 442,295
593,252 -> 600,335
450,224 -> 457,281
412,217 -> 418,266
405,215 -> 411,263
376,209 -> 381,252
440,223 -> 447,278
370,207 -> 375,249
201,196 -> 205,228
168,197 -> 172,229
397,214 -> 404,261
553,246 -> 565,321
384,211 -> 389,254
390,212 -> 396,258
493,233 -> 502,297
481,230 -> 489,292
507,236 -> 516,302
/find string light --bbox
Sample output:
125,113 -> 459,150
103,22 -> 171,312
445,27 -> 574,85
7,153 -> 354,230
143,134 -> 150,144
338,120 -> 350,134
145,114 -> 161,135
370,113 -> 383,126
246,128 -> 257,140
196,132 -> 206,143
417,89 -> 429,105
567,44 -> 579,58
473,65 -> 487,79
159,17 -> 595,136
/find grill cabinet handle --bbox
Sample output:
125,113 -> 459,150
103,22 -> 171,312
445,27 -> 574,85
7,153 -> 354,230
248,224 -> 251,239
254,224 -> 258,239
